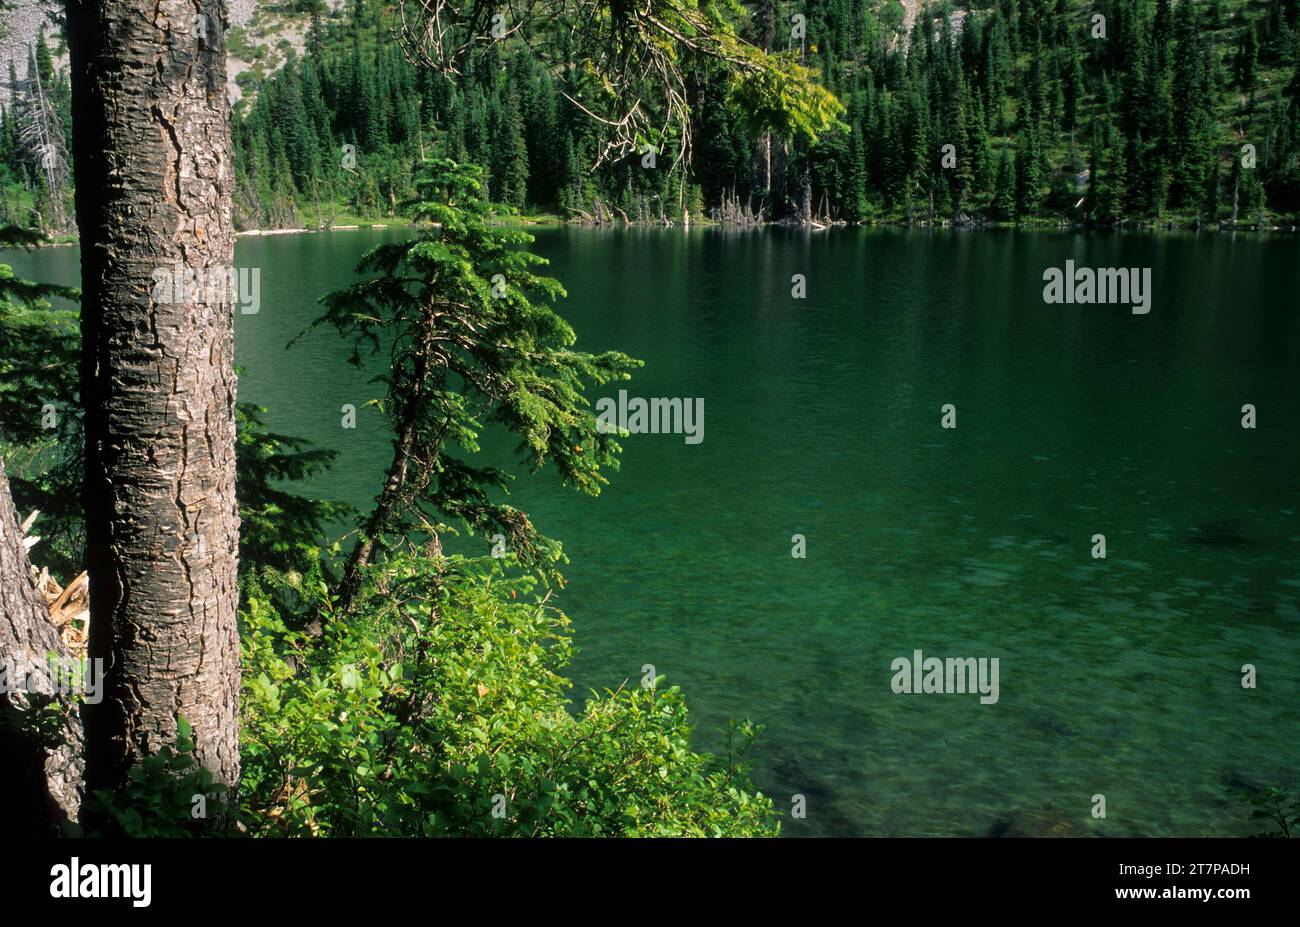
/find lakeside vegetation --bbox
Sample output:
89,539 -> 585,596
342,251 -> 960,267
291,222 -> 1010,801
5,1 -> 1300,234
206,0 -> 1300,229
0,158 -> 782,835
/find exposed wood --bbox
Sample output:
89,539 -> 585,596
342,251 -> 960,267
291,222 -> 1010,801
0,460 -> 84,833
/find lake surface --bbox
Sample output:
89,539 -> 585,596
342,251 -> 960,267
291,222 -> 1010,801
8,227 -> 1299,836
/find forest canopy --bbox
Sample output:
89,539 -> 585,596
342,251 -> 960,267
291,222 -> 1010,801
4,0 -> 1300,231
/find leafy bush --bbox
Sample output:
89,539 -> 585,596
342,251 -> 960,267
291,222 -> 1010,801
0,225 -> 83,575
79,719 -> 229,837
238,554 -> 779,836
1238,785 -> 1300,838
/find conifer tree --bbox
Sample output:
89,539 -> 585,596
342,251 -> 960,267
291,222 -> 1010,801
992,147 -> 1017,220
308,159 -> 640,612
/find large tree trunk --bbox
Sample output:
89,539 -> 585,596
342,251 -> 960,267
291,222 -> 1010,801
65,0 -> 241,805
0,460 -> 84,834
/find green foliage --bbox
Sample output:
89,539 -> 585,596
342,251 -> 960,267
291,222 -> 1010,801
0,38 -> 74,230
16,0 -> 1300,227
239,554 -> 779,836
2,229 -> 350,580
230,0 -> 846,225
1,248 -> 345,580
181,0 -> 1292,226
0,680 -> 75,767
80,719 -> 231,837
311,157 -> 640,578
724,48 -> 847,143
2,167 -> 770,842
240,158 -> 772,838
0,225 -> 78,449
236,397 -> 354,576
0,224 -> 82,573
1238,785 -> 1300,837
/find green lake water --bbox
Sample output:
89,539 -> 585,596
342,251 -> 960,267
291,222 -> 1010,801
7,227 -> 1298,836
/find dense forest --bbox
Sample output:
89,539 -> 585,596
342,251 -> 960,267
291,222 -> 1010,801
4,0 -> 1300,230
230,0 -> 1300,227
0,22 -> 69,230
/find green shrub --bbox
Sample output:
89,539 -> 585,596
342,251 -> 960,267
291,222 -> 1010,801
238,555 -> 779,836
80,719 -> 229,837
1238,785 -> 1300,838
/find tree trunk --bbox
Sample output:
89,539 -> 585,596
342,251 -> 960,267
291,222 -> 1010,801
335,415 -> 421,613
1231,164 -> 1241,226
799,142 -> 813,226
336,324 -> 438,615
755,132 -> 771,197
0,460 -> 84,834
772,140 -> 788,213
65,0 -> 241,804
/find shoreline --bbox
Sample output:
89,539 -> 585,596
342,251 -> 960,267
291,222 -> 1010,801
236,224 -> 390,237
13,219 -> 1299,252
239,218 -> 1300,236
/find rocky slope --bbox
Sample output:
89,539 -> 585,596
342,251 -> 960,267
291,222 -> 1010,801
1,0 -> 336,103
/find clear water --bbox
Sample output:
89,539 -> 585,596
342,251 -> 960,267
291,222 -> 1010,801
8,227 -> 1298,836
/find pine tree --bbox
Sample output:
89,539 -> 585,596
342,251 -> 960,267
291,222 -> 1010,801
310,159 -> 640,611
492,91 -> 530,208
1015,120 -> 1044,217
992,147 -> 1017,220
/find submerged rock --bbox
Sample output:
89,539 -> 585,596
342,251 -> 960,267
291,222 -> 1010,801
988,808 -> 1088,837
1188,519 -> 1258,548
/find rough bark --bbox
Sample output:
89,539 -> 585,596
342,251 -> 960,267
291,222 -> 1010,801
65,0 -> 241,802
0,460 -> 84,833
